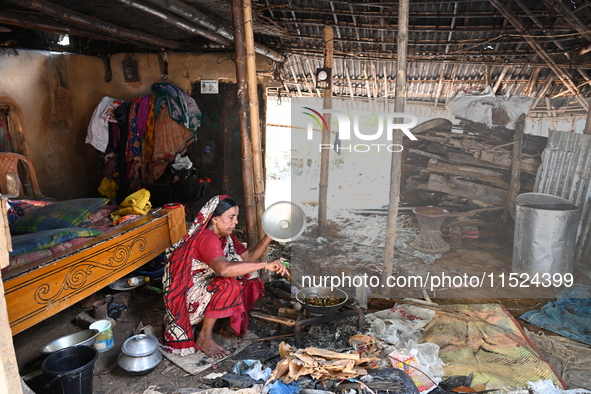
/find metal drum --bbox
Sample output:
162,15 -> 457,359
512,193 -> 579,277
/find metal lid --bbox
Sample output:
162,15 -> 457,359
262,201 -> 306,242
122,334 -> 159,357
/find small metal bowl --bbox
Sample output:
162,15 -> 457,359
296,287 -> 348,314
40,329 -> 99,355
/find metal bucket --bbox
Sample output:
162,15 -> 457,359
512,193 -> 579,276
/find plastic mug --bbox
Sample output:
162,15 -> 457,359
89,320 -> 114,352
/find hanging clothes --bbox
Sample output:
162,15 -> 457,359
152,82 -> 202,137
86,96 -> 124,153
148,102 -> 194,183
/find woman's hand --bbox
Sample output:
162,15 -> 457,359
267,260 -> 290,277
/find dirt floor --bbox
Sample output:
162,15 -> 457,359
12,209 -> 591,393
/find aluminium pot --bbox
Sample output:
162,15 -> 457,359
117,334 -> 162,376
295,287 -> 348,314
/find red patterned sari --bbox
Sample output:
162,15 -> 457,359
162,195 -> 264,355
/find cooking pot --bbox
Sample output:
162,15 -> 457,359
117,334 -> 162,376
40,329 -> 99,355
295,287 -> 348,314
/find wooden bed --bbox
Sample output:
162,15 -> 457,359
3,206 -> 186,335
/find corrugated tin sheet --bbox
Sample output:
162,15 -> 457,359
535,131 -> 591,263
282,54 -> 583,106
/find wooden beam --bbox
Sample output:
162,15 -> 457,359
427,174 -> 508,205
444,63 -> 458,98
4,0 -> 184,50
383,0 -> 409,291
317,25 -> 333,236
383,62 -> 389,110
488,0 -> 588,110
524,67 -> 540,96
584,104 -> 591,135
0,11 -> 132,45
363,61 -> 373,101
144,0 -> 284,61
514,0 -> 591,90
345,60 -> 355,100
531,76 -> 555,109
427,161 -> 510,190
306,57 -> 322,98
289,64 -> 302,96
503,114 -> 526,220
542,0 -> 591,41
492,65 -> 508,93
434,63 -> 447,106
372,61 -> 379,99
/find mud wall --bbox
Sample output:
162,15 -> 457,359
0,50 -> 272,201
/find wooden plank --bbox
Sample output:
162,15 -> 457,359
408,148 -> 449,162
251,312 -> 296,327
0,204 -> 22,394
427,174 -> 508,205
473,150 -> 538,174
427,161 -> 510,189
448,152 -> 509,171
446,206 -> 505,222
4,211 -> 179,335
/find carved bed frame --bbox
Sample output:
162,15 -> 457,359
3,206 -> 186,335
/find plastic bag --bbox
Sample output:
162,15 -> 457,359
389,347 -> 442,394
233,360 -> 272,382
365,304 -> 436,345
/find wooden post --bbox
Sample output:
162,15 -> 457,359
584,104 -> 591,135
382,0 -> 409,293
243,0 -> 266,243
317,26 -> 333,236
0,200 -> 23,394
232,0 -> 257,248
503,114 -> 526,221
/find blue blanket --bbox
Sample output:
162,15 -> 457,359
520,298 -> 591,346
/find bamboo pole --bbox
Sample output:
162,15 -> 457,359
143,0 -> 285,62
317,26 -> 333,236
0,11 -> 130,45
232,0 -> 257,248
4,0 -> 182,50
382,0 -> 409,294
243,0 -> 266,252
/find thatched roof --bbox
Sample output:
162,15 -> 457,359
2,0 -> 591,105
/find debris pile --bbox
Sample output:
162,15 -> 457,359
268,342 -> 378,383
401,118 -> 547,227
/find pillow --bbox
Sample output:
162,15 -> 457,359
10,198 -> 109,234
10,227 -> 102,255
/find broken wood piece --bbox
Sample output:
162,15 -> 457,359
238,334 -> 294,343
278,308 -> 300,318
427,174 -> 508,205
408,149 -> 449,162
447,152 -> 507,171
403,297 -> 438,307
474,150 -> 538,174
427,161 -> 510,190
446,207 -> 504,223
250,312 -> 296,327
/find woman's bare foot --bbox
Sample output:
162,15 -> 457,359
196,333 -> 230,359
